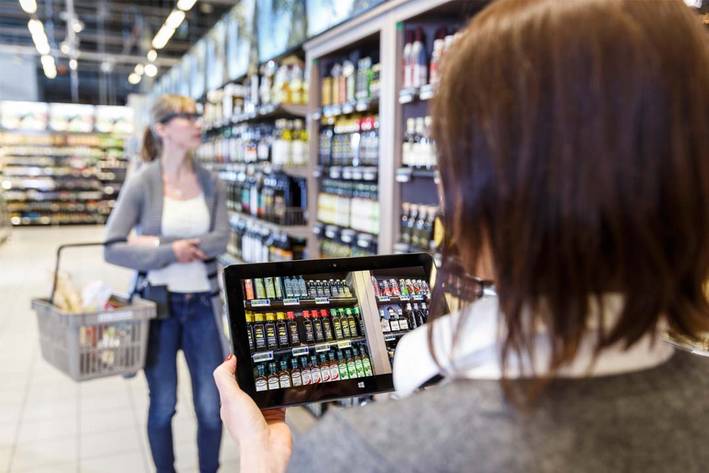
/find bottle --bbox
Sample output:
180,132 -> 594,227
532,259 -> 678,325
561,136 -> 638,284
311,310 -> 324,342
267,362 -> 280,390
302,310 -> 315,343
255,364 -> 268,392
412,27 -> 428,87
398,306 -> 410,331
402,119 -> 416,167
254,278 -> 267,299
345,308 -> 358,337
403,30 -> 414,89
264,277 -> 276,299
307,280 -> 318,298
321,309 -> 334,341
290,358 -> 302,387
243,279 -> 255,300
279,360 -> 292,388
298,276 -> 308,298
380,308 -> 391,333
420,302 -> 429,323
301,357 -> 312,385
372,276 -> 381,297
244,311 -> 255,351
276,312 -> 289,347
265,313 -> 278,349
273,277 -> 284,300
412,303 -> 424,326
353,347 -> 365,378
341,280 -> 352,297
353,306 -> 365,336
346,349 -> 357,378
331,308 -> 344,339
253,312 -> 267,350
382,280 -> 391,297
328,352 -> 340,381
405,303 -> 417,328
388,307 -> 401,332
390,279 -> 401,296
360,346 -> 374,376
286,311 -> 300,345
310,356 -> 322,383
340,308 -> 352,338
319,353 -> 331,382
283,276 -> 294,298
338,350 -> 349,380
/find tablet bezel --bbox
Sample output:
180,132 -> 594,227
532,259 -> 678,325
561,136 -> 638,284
223,253 -> 434,408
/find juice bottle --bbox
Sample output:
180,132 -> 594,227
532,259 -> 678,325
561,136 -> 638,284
346,349 -> 357,378
264,277 -> 277,299
312,310 -> 325,342
345,308 -> 358,337
331,308 -> 343,339
328,352 -> 339,381
319,353 -> 331,382
243,279 -> 255,300
310,356 -> 322,383
278,360 -> 292,388
265,313 -> 278,349
290,358 -> 303,387
353,347 -> 365,378
286,311 -> 300,345
267,362 -> 280,390
360,347 -> 373,376
321,309 -> 334,341
254,278 -> 266,299
390,279 -> 400,296
399,278 -> 409,297
254,364 -> 268,392
302,310 -> 315,343
273,277 -> 284,300
301,357 -> 312,385
340,308 -> 352,338
276,312 -> 289,347
337,350 -> 349,380
253,312 -> 267,350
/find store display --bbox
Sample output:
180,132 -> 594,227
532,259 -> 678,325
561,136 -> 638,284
224,253 -> 434,407
402,116 -> 435,169
227,217 -> 307,263
398,203 -> 442,252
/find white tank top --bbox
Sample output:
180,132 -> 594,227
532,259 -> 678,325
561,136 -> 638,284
148,194 -> 211,293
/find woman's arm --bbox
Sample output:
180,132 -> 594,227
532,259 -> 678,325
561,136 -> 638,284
104,176 -> 179,271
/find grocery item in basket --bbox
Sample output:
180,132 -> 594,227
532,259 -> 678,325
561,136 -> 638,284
52,271 -> 83,313
81,280 -> 113,312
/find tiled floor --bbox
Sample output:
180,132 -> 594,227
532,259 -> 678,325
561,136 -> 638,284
0,226 -> 315,473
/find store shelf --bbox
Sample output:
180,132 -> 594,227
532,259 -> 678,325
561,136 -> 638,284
313,222 -> 378,250
244,296 -> 358,311
398,84 -> 437,104
217,163 -> 311,181
314,165 -> 378,182
250,336 -> 366,362
228,210 -> 309,237
311,96 -> 380,121
375,294 -> 428,304
383,330 -> 410,342
395,166 -> 439,183
207,103 -> 308,131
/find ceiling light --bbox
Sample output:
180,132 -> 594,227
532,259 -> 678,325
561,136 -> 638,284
144,63 -> 158,77
27,18 -> 43,36
100,61 -> 113,73
18,0 -> 37,14
147,49 -> 157,62
165,9 -> 186,30
69,58 -> 77,70
128,73 -> 141,85
151,24 -> 175,49
72,19 -> 84,33
40,54 -> 53,69
177,0 -> 197,11
134,63 -> 144,75
60,41 -> 71,55
41,55 -> 56,79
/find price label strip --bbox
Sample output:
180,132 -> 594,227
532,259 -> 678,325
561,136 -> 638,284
377,296 -> 391,302
283,298 -> 300,306
252,351 -> 274,362
337,340 -> 352,349
251,299 -> 271,307
291,347 -> 309,357
315,343 -> 332,353
315,297 -> 330,305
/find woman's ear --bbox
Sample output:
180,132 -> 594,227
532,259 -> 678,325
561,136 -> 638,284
153,123 -> 167,140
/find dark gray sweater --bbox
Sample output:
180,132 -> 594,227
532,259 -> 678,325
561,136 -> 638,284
288,350 -> 709,472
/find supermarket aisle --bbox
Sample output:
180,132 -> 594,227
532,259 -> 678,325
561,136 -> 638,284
0,226 -> 314,473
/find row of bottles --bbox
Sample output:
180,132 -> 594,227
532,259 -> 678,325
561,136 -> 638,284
321,56 -> 380,107
224,171 -> 307,225
245,306 -> 364,352
319,238 -> 377,259
402,115 -> 436,169
379,302 -> 429,333
317,178 -> 379,233
254,346 -> 374,392
402,26 -> 460,90
399,203 -> 441,251
371,277 -> 431,299
227,221 -> 306,263
242,276 -> 353,301
198,119 -> 308,168
320,114 -> 379,168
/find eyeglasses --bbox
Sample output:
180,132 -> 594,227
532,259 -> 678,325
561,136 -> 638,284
157,112 -> 202,124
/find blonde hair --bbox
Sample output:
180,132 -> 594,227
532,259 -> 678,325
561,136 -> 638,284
141,94 -> 198,162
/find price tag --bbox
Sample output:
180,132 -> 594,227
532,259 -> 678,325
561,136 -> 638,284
399,93 -> 414,104
342,103 -> 355,115
357,238 -> 371,249
315,297 -> 330,305
419,84 -> 436,101
291,347 -> 309,357
251,299 -> 271,307
399,295 -> 411,301
252,351 -> 274,362
337,340 -> 352,349
396,168 -> 412,183
325,229 -> 337,239
315,344 -> 331,353
341,234 -> 353,244
97,311 -> 131,323
384,335 -> 396,342
377,296 -> 391,303
413,295 -> 424,301
283,298 -> 300,306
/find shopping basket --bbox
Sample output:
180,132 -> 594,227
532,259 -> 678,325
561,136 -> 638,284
31,241 -> 156,381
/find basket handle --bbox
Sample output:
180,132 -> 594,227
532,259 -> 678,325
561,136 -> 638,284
50,238 -> 127,304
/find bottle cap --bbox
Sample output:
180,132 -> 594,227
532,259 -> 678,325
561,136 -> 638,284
321,309 -> 328,317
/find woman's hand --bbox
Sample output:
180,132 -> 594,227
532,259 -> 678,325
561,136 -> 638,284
171,239 -> 206,263
214,355 -> 292,473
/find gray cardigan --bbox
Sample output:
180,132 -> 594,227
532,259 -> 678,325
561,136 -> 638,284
104,159 -> 230,350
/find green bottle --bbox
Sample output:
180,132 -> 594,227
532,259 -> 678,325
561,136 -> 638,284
346,349 -> 357,379
360,347 -> 373,376
353,347 -> 365,378
338,350 -> 349,380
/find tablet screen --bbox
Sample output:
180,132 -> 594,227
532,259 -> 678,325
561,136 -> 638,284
223,254 -> 434,407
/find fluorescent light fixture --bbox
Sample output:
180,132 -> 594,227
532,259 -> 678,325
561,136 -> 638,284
128,73 -> 141,85
152,24 -> 175,49
27,19 -> 51,55
18,0 -> 37,14
72,19 -> 84,33
41,55 -> 56,79
144,63 -> 158,77
147,49 -> 157,62
165,9 -> 186,30
69,58 -> 77,70
40,54 -> 53,69
27,18 -> 43,36
177,0 -> 197,11
134,63 -> 144,75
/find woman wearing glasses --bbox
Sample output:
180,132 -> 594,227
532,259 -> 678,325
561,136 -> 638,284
105,95 -> 229,473
214,0 -> 709,472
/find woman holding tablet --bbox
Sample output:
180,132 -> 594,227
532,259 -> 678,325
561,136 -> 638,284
214,0 -> 709,471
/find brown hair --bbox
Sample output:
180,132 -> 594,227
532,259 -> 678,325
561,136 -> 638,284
141,94 -> 198,162
431,0 -> 709,378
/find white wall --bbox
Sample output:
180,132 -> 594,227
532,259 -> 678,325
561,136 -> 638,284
0,53 -> 38,102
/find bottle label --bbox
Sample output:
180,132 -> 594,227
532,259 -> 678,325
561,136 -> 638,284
291,371 -> 303,387
399,319 -> 410,331
363,358 -> 373,377
302,368 -> 312,385
268,377 -> 280,390
279,374 -> 291,389
311,369 -> 322,384
390,320 -> 401,332
347,361 -> 357,379
304,322 -> 314,342
330,364 -> 339,381
333,320 -> 343,339
255,378 -> 268,392
288,323 -> 300,345
381,319 -> 391,333
278,325 -> 289,346
251,299 -> 271,307
283,298 -> 300,306
315,297 -> 330,305
266,324 -> 278,348
254,326 -> 267,350
321,367 -> 331,382
339,363 -> 349,380
348,319 -> 358,337
355,360 -> 365,378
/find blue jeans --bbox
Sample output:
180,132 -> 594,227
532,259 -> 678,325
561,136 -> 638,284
144,292 -> 224,473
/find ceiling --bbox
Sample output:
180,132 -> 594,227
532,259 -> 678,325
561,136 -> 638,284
0,0 -> 233,105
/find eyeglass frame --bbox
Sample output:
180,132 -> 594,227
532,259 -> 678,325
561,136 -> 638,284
157,112 -> 202,124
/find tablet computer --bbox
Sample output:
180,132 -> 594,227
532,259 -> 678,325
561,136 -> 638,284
223,253 -> 434,408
